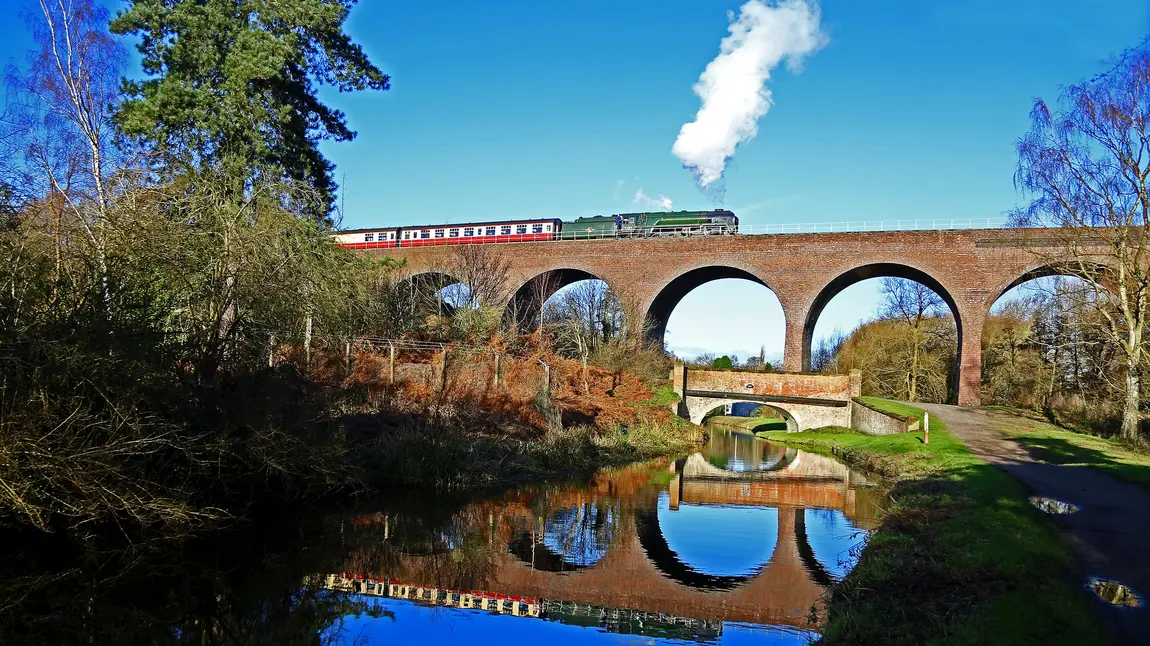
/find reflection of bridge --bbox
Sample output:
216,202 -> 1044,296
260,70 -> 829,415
332,449 -> 882,631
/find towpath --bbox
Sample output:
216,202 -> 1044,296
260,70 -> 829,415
917,404 -> 1150,645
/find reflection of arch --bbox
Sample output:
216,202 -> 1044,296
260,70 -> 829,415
802,263 -> 961,402
644,266 -> 778,345
508,502 -> 616,572
508,533 -> 593,572
504,268 -> 611,330
704,402 -> 799,433
794,508 -> 836,587
635,508 -> 762,591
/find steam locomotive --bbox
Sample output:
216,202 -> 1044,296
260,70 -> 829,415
332,209 -> 738,250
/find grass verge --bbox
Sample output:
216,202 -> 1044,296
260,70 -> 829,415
768,399 -> 1106,645
985,408 -> 1150,490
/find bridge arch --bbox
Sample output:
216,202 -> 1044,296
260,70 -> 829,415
503,267 -> 619,331
699,401 -> 800,432
644,264 -> 782,348
802,262 -> 962,403
988,260 -> 1114,313
399,270 -> 471,316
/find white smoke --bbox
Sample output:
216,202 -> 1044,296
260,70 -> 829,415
634,188 -> 673,210
672,0 -> 827,189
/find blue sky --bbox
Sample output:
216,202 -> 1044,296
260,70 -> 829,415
3,0 -> 1147,360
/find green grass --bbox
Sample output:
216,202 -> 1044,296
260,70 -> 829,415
704,415 -> 788,434
987,411 -> 1150,490
768,399 -> 1106,646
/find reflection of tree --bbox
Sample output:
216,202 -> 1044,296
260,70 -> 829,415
0,513 -> 379,645
541,501 -> 619,568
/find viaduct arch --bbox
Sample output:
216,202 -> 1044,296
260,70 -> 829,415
360,229 -> 1090,406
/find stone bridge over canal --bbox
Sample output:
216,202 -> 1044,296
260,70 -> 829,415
669,363 -> 861,429
362,228 -> 1087,406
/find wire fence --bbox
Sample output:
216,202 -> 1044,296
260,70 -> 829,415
344,338 -> 554,415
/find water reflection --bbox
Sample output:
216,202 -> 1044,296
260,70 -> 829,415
0,428 -> 884,645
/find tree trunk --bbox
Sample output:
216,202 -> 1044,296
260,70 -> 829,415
1121,362 -> 1141,440
909,336 -> 920,402
304,310 -> 314,368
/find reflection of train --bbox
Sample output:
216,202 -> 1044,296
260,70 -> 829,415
317,573 -> 542,616
314,572 -> 723,638
332,210 -> 739,250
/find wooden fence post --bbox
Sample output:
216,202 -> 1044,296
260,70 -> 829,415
493,353 -> 501,389
440,347 -> 448,392
924,412 -> 930,444
389,343 -> 396,384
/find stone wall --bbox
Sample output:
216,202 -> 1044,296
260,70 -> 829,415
850,398 -> 921,436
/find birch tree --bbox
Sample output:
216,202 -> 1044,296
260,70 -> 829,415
1012,43 -> 1150,440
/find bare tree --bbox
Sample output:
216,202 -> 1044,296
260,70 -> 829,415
879,278 -> 955,401
1012,43 -> 1150,440
5,0 -> 126,304
811,328 -> 846,373
544,280 -> 625,392
439,244 -> 512,310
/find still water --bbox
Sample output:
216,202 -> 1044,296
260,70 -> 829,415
0,428 -> 884,645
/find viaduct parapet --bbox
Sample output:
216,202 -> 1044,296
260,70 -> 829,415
363,228 -> 1075,406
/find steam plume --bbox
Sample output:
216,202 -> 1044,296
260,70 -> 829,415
672,0 -> 827,189
634,188 -> 673,210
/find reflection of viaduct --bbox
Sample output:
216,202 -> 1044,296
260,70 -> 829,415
343,451 -> 881,630
365,229 -> 1088,405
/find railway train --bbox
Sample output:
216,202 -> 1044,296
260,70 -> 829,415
332,209 -> 738,250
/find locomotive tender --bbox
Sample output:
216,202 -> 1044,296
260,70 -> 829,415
332,209 -> 738,250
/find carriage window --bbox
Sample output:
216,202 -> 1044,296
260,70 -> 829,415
364,233 -> 374,242
544,224 -> 551,231
435,229 -> 445,238
420,230 -> 430,239
501,226 -> 511,235
532,224 -> 543,234
463,227 -> 474,236
485,227 -> 496,236
403,232 -> 409,239
516,225 -> 527,235
449,228 -> 460,237
387,232 -> 394,240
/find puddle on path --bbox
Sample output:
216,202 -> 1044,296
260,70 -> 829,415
1088,578 -> 1142,608
1028,496 -> 1080,515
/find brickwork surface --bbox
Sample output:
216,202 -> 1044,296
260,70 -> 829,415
363,229 -> 1083,406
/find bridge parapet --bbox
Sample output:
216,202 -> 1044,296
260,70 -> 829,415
670,364 -> 860,401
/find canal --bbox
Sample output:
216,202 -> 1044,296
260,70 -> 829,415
0,427 -> 885,644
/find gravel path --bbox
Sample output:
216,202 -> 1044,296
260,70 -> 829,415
917,404 -> 1150,645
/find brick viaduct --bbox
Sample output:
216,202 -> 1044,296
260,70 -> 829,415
363,229 -> 1074,406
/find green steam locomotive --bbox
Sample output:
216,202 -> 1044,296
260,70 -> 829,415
559,209 -> 738,239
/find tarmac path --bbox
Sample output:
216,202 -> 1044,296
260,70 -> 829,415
916,404 -> 1150,645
